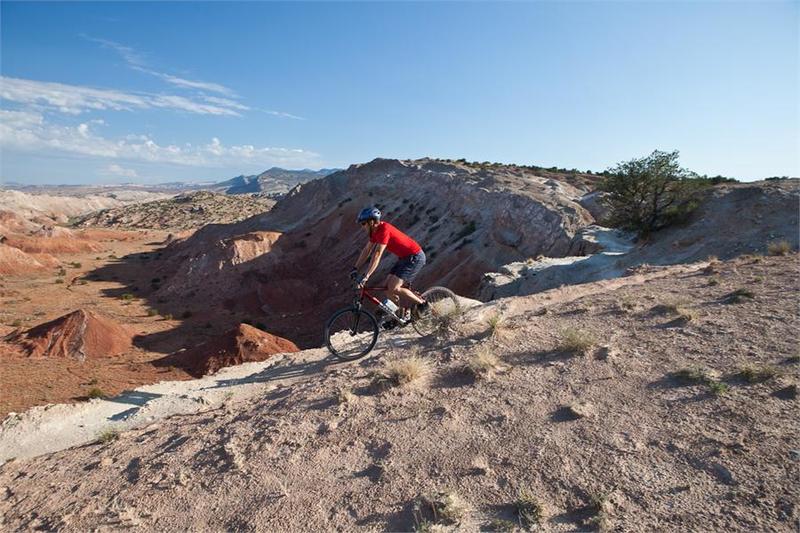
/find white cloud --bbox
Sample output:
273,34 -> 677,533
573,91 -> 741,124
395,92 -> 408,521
0,76 -> 243,116
105,164 -> 138,178
82,34 -> 236,97
81,35 -> 147,67
134,67 -> 236,97
0,109 -> 320,168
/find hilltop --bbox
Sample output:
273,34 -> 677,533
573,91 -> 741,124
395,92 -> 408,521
212,167 -> 339,196
72,190 -> 274,231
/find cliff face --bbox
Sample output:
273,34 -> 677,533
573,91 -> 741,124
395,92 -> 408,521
152,158 -> 597,346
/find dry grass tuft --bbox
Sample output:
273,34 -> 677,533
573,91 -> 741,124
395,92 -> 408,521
672,366 -> 728,396
558,327 -> 596,355
97,428 -> 119,444
337,387 -> 357,404
373,356 -> 432,388
464,346 -> 507,381
767,240 -> 792,256
737,365 -> 779,383
485,518 -> 516,532
672,366 -> 713,384
702,256 -> 720,274
430,491 -> 470,525
516,489 -> 545,528
652,297 -> 691,316
87,387 -> 106,399
617,296 -> 638,312
675,306 -> 699,322
485,313 -> 508,341
708,381 -> 729,396
725,288 -> 755,304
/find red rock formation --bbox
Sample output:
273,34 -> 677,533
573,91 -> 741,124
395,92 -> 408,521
154,324 -> 299,377
4,309 -> 133,360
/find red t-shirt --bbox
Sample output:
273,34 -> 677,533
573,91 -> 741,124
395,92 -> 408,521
370,222 -> 422,258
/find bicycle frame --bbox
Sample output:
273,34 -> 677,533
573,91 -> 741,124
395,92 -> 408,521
353,284 -> 424,321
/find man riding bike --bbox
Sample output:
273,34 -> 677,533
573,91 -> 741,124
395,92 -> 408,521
351,206 -> 429,323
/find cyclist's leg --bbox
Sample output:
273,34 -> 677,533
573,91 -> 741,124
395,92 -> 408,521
388,251 -> 426,305
388,274 -> 424,306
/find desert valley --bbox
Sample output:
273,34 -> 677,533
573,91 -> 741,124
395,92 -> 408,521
0,159 -> 797,531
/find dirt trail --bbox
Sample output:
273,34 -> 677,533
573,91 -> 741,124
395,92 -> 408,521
0,338 -> 417,463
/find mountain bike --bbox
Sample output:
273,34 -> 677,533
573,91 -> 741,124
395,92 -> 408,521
324,280 -> 460,361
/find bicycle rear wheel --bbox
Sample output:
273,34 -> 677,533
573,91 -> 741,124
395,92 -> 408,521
325,307 -> 379,360
411,286 -> 462,337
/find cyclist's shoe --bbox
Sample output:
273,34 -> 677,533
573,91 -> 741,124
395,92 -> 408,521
382,319 -> 398,330
415,301 -> 431,316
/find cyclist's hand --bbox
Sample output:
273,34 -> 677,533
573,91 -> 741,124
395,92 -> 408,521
357,275 -> 368,288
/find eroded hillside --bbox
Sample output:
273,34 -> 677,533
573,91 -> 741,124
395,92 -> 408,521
73,190 -> 274,230
142,158 -> 601,346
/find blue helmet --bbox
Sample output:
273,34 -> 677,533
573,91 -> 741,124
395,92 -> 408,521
356,206 -> 381,224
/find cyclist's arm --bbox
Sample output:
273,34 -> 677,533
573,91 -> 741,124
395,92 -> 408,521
354,242 -> 375,270
363,244 -> 387,280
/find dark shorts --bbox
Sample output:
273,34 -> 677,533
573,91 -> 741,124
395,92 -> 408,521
390,250 -> 426,283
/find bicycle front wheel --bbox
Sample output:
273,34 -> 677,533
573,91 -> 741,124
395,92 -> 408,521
412,286 -> 462,337
324,307 -> 379,361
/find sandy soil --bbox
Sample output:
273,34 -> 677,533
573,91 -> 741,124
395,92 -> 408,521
1,254 -> 796,531
0,230 -> 203,417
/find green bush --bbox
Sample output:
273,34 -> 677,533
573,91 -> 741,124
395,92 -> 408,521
600,150 -> 710,235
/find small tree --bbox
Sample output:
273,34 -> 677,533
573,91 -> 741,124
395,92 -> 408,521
600,150 -> 708,235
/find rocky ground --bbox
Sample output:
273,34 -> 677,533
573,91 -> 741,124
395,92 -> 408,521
0,253 -> 797,531
72,190 -> 274,230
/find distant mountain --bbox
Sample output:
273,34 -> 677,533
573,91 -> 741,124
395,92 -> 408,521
212,167 -> 339,196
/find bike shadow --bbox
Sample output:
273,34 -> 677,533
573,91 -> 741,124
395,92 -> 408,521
202,350 -> 341,390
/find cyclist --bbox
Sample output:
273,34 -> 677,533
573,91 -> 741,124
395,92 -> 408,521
351,206 -> 429,318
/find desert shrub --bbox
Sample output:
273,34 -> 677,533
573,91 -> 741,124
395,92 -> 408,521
87,387 -> 106,399
737,365 -> 779,383
672,366 -> 712,384
417,491 -> 469,526
708,381 -> 729,396
146,309 -> 158,317
337,387 -> 357,405
767,240 -> 792,256
55,278 -> 64,284
97,428 -> 119,443
517,489 -> 545,528
120,293 -> 134,301
672,366 -> 728,395
558,327 -> 596,355
10,319 -> 22,327
69,262 -> 82,268
163,313 -> 173,320
600,150 -> 710,235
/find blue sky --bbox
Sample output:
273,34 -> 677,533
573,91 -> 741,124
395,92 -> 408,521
1,1 -> 797,184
